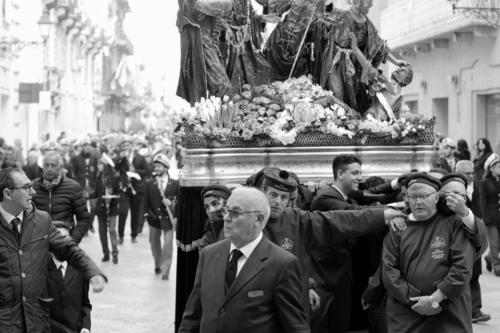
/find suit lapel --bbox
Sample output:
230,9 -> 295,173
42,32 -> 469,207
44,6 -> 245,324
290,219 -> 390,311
63,265 -> 76,284
20,212 -> 34,247
223,237 -> 269,305
210,241 -> 229,307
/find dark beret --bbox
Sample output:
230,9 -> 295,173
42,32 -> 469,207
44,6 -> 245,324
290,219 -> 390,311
404,172 -> 442,191
441,173 -> 469,187
260,168 -> 298,192
201,184 -> 231,200
247,167 -> 280,187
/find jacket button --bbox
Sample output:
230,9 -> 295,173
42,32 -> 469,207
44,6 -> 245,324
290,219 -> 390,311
219,308 -> 225,314
21,273 -> 26,278
18,250 -> 23,255
22,296 -> 26,302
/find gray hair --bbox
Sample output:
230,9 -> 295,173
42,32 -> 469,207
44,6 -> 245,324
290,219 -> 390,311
43,151 -> 63,166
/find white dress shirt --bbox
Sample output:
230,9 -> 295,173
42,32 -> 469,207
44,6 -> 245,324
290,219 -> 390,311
52,257 -> 68,278
229,232 -> 263,277
331,184 -> 348,201
0,205 -> 23,232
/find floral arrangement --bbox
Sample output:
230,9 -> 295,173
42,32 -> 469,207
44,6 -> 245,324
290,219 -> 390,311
174,76 -> 434,147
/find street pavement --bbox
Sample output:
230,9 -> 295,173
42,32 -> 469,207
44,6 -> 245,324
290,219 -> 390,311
79,226 -> 500,333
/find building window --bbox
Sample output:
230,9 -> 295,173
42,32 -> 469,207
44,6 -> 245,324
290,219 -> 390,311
485,94 -> 500,152
406,100 -> 419,114
432,98 -> 449,137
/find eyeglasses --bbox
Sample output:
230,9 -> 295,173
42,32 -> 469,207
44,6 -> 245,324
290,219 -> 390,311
407,192 -> 436,201
221,207 -> 261,220
10,183 -> 34,191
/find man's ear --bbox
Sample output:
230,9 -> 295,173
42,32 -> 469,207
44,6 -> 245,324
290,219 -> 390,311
2,188 -> 12,200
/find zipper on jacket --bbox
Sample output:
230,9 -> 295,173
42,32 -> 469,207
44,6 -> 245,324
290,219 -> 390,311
48,190 -> 52,214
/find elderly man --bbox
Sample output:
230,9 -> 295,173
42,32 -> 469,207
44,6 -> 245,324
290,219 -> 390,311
32,151 -> 91,243
383,173 -> 475,333
439,172 -> 490,324
0,168 -> 106,333
179,187 -> 310,333
23,150 -> 43,181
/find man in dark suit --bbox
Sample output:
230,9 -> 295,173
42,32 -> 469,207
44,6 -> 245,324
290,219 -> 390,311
144,153 -> 178,279
71,139 -> 99,232
179,187 -> 310,333
115,137 -> 149,243
48,223 -> 92,333
310,155 -> 379,333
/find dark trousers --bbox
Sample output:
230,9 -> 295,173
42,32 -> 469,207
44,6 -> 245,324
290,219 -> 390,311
310,285 -> 351,333
471,258 -> 482,315
98,214 -> 118,256
118,191 -> 143,238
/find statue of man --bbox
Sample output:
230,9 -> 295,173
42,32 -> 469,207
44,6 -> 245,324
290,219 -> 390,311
310,0 -> 408,115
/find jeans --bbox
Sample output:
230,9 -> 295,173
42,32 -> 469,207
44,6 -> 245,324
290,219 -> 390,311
487,224 -> 500,272
149,225 -> 173,276
98,214 -> 119,256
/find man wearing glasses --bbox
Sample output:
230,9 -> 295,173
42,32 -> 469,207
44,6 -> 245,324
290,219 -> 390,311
180,187 -> 310,333
382,173 -> 476,333
0,168 -> 106,333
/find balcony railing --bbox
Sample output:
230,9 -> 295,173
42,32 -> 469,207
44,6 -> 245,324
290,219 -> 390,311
381,0 -> 500,49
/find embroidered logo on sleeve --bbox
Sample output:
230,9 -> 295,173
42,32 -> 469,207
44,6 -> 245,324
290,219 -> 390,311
280,238 -> 294,251
430,236 -> 446,260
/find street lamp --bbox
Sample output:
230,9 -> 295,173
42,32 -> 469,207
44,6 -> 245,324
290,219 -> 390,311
37,11 -> 52,43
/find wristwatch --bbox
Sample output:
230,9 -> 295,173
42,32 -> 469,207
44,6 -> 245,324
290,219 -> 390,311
429,295 -> 439,309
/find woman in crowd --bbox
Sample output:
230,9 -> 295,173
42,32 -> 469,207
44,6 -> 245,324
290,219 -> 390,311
455,139 -> 471,161
474,138 -> 493,181
479,153 -> 500,276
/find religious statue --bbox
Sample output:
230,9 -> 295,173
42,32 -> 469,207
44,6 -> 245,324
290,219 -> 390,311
176,0 -> 272,105
310,0 -> 409,115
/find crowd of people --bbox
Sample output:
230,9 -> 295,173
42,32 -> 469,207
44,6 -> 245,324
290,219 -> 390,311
0,132 -> 499,333
0,133 -> 178,332
178,135 -> 499,333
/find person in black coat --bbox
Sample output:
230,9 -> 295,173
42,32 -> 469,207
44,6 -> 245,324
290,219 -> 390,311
115,137 -> 150,243
143,154 -> 178,279
48,223 -> 92,333
198,184 -> 231,249
32,151 -> 91,244
479,153 -> 500,276
71,139 -> 99,231
23,150 -> 43,180
94,158 -> 121,264
309,155 -> 383,333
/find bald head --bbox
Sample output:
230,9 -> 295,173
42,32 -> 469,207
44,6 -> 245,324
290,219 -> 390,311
223,187 -> 270,248
229,187 -> 271,226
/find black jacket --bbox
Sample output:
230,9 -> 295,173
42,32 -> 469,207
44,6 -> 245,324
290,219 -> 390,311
23,164 -> 43,181
144,176 -> 179,230
0,208 -> 103,333
94,171 -> 121,217
71,154 -> 99,197
115,153 -> 149,194
479,175 -> 500,226
32,176 -> 90,243
47,261 -> 91,333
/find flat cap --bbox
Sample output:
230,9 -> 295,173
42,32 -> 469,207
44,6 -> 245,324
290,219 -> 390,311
259,168 -> 298,193
484,153 -> 499,170
442,137 -> 456,148
201,184 -> 231,200
441,172 -> 469,187
153,153 -> 170,168
404,172 -> 442,191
